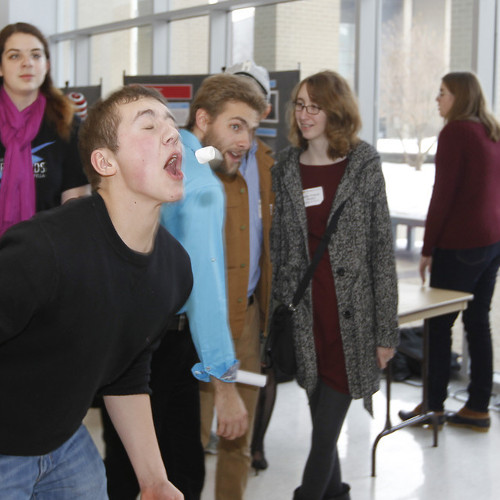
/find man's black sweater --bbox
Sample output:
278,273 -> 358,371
0,193 -> 192,455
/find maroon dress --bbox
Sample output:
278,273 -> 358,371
300,159 -> 349,394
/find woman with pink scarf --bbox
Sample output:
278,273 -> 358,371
0,22 -> 89,236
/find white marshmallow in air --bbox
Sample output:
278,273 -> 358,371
195,146 -> 223,168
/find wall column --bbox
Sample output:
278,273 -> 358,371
355,0 -> 381,145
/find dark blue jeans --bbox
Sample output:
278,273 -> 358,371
0,425 -> 107,499
428,241 -> 500,412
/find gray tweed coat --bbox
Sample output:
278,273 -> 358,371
271,141 -> 399,414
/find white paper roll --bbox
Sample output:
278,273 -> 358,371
195,146 -> 223,167
235,369 -> 267,387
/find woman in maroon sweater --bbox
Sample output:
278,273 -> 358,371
400,72 -> 500,432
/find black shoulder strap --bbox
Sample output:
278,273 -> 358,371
289,200 -> 347,310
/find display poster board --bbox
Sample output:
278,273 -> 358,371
124,70 -> 300,153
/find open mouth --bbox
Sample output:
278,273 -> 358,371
164,153 -> 183,180
227,150 -> 244,162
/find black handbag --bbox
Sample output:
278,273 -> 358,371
265,201 -> 346,376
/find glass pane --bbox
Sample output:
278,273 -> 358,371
254,0 -> 356,84
231,8 -> 255,64
339,0 -> 356,87
378,0 -> 474,251
77,0 -> 153,29
56,40 -> 75,89
169,17 -> 209,74
90,26 -> 152,96
58,0 -> 76,31
379,0 -> 475,167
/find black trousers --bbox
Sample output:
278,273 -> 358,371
102,324 -> 205,500
429,241 -> 500,412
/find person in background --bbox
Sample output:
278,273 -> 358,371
0,22 -> 89,236
198,62 -> 273,499
272,71 -> 398,500
0,84 -> 190,500
224,62 -> 279,476
399,72 -> 500,432
162,72 -> 267,499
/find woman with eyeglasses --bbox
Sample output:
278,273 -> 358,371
271,71 -> 398,500
399,72 -> 500,432
0,22 -> 89,236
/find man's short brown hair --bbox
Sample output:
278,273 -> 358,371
185,73 -> 267,131
79,85 -> 168,190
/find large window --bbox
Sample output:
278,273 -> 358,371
49,0 -> 495,143
339,0 -> 356,86
379,0 -> 476,168
90,26 -> 152,94
57,0 -> 155,30
254,0 -> 356,82
77,0 -> 153,29
168,16 -> 209,75
231,8 -> 255,64
378,0 -> 475,251
56,40 -> 75,89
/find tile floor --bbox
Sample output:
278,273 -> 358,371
85,376 -> 500,500
201,378 -> 500,500
84,249 -> 500,500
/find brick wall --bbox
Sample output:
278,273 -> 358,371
254,0 -> 341,79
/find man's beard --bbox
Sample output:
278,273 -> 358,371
202,129 -> 240,176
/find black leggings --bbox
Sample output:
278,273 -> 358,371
299,380 -> 351,500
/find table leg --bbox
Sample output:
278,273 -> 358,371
422,318 -> 439,447
371,320 -> 439,477
371,361 -> 392,476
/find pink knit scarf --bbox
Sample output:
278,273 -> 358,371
0,87 -> 46,236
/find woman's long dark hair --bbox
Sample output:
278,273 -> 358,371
0,22 -> 74,140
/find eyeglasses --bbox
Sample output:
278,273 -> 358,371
437,90 -> 453,98
293,101 -> 322,115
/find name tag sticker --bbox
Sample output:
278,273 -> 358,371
303,186 -> 324,207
